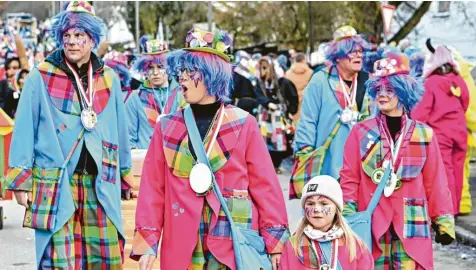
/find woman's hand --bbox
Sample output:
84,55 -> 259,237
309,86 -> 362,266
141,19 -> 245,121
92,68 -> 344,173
139,254 -> 156,270
271,254 -> 281,270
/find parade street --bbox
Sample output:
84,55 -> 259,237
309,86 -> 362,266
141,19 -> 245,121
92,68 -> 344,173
0,160 -> 474,270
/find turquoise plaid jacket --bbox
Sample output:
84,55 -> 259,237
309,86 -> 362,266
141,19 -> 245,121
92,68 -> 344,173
4,51 -> 132,267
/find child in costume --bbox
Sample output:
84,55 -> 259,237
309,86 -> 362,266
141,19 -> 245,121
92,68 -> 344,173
4,1 -> 132,268
131,28 -> 290,270
290,25 -> 374,199
126,35 -> 186,149
280,175 -> 374,270
104,50 -> 133,103
411,39 -> 470,215
340,53 -> 455,269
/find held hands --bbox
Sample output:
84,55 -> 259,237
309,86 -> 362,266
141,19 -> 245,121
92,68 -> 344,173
139,254 -> 156,270
13,190 -> 32,209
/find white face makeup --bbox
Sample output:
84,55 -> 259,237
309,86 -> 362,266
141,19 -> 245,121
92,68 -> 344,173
147,63 -> 167,88
62,28 -> 94,65
304,195 -> 337,232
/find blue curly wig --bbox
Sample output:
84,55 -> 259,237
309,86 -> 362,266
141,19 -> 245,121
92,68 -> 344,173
133,35 -> 168,75
363,51 -> 382,73
325,35 -> 371,65
166,49 -> 232,103
50,10 -> 106,50
409,53 -> 425,79
366,74 -> 424,112
105,60 -> 131,88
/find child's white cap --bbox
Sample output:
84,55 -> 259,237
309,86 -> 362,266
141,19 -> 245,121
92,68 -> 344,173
301,175 -> 343,211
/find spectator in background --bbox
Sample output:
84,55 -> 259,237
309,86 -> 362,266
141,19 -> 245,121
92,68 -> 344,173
232,50 -> 259,115
285,52 -> 313,124
277,54 -> 289,72
4,68 -> 28,118
0,52 -> 21,112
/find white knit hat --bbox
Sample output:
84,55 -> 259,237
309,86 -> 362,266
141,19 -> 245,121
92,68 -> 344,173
301,175 -> 343,211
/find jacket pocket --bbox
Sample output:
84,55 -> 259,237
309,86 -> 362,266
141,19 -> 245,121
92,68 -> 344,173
211,188 -> 253,237
101,141 -> 118,184
24,166 -> 62,231
403,198 -> 430,239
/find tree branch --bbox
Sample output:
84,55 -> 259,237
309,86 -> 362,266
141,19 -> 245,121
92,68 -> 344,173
389,1 -> 431,43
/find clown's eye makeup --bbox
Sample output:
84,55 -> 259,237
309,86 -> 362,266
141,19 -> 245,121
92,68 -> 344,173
376,87 -> 396,99
148,66 -> 166,76
305,206 -> 332,216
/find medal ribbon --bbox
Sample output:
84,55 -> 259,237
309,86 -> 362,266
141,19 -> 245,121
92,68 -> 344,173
65,59 -> 94,109
338,75 -> 357,110
311,239 -> 339,270
379,116 -> 407,172
205,104 -> 225,158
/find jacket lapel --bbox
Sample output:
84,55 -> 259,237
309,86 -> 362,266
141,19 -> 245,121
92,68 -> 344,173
161,105 -> 248,178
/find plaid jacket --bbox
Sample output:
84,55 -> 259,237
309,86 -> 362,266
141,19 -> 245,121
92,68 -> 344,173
340,113 -> 454,270
4,52 -> 132,267
293,66 -> 375,182
131,105 -> 290,269
125,79 -> 186,149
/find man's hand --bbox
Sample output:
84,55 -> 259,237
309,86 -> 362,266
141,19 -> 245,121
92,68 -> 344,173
139,254 -> 156,270
271,254 -> 281,270
13,190 -> 32,208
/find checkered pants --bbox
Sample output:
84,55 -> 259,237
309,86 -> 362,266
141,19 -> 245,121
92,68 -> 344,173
39,173 -> 124,269
188,201 -> 229,270
375,225 -> 424,270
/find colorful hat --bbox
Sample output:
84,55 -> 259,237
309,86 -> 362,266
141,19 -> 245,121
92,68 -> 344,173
140,35 -> 168,55
422,38 -> 459,78
104,51 -> 128,66
333,25 -> 358,41
66,1 -> 95,16
184,28 -> 232,62
373,53 -> 410,77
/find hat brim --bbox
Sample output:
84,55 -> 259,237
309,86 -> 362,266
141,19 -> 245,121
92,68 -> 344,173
183,47 -> 231,62
142,50 -> 169,56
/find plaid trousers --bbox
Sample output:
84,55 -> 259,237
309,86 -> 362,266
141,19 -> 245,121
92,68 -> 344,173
375,225 -> 424,270
39,173 -> 124,269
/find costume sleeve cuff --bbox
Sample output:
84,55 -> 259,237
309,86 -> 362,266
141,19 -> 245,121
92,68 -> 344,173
289,146 -> 317,200
433,214 -> 455,239
5,167 -> 33,191
343,201 -> 358,216
261,225 -> 290,254
130,228 -> 161,261
121,168 -> 131,177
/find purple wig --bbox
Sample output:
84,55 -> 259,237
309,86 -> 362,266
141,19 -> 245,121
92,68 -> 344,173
133,54 -> 167,75
50,10 -> 105,50
366,74 -> 424,112
105,60 -> 131,88
325,36 -> 371,65
166,49 -> 232,102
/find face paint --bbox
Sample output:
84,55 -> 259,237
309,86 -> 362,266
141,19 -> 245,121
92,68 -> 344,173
148,66 -> 166,77
376,86 -> 396,99
189,70 -> 203,88
305,206 -> 332,216
63,29 -> 88,48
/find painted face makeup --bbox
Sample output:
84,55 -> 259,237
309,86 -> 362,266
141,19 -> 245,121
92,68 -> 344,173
63,29 -> 88,48
305,206 -> 332,216
178,69 -> 203,88
376,86 -> 396,99
147,66 -> 166,77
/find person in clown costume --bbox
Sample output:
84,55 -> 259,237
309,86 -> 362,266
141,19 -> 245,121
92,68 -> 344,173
290,25 -> 374,199
125,35 -> 186,149
4,1 -> 132,268
340,53 -> 455,269
104,50 -> 133,103
130,27 -> 290,270
411,39 -> 470,215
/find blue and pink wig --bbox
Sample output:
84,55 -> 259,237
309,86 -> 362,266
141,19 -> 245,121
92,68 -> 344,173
50,8 -> 105,50
166,49 -> 232,103
325,36 -> 371,65
133,35 -> 167,75
105,60 -> 131,88
366,53 -> 424,112
409,53 -> 425,79
363,51 -> 382,73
